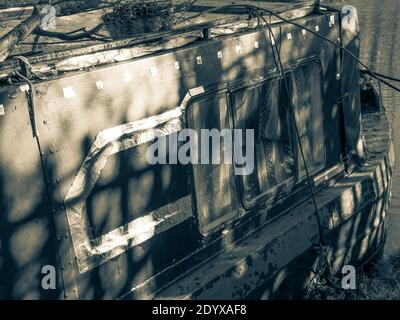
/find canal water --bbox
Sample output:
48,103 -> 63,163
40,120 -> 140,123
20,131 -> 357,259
348,0 -> 400,258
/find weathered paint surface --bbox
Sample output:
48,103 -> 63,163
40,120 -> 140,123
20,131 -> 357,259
0,4 -> 394,300
154,112 -> 394,299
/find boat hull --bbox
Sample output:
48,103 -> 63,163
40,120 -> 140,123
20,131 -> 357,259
153,110 -> 394,299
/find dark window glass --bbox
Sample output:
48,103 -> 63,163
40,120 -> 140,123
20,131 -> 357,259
288,63 -> 325,179
187,93 -> 237,233
233,79 -> 295,203
232,62 -> 325,205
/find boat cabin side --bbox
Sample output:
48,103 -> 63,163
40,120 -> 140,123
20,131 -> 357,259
0,2 -> 383,299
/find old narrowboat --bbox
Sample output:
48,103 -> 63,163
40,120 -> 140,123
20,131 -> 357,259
0,0 -> 394,299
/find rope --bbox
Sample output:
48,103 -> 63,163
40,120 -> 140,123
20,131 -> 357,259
252,9 -> 327,248
179,3 -> 400,93
174,2 -> 400,249
15,55 -> 47,80
12,70 -> 68,298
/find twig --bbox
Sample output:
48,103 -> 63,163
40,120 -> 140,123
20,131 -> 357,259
0,1 -> 118,62
0,8 -> 45,62
33,23 -> 106,41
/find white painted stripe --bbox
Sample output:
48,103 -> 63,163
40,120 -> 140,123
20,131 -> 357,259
64,87 -> 206,273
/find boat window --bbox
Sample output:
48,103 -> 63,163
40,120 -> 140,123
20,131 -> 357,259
187,93 -> 237,234
232,79 -> 295,204
232,62 -> 325,205
289,63 -> 325,179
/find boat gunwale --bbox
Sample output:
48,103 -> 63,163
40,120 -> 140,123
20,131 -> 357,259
0,1 -> 318,78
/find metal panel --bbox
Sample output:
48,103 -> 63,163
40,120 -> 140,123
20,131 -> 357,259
0,85 -> 61,299
1,11 -> 345,299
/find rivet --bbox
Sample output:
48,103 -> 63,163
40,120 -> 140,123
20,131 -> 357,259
254,41 -> 259,48
124,73 -> 132,82
95,81 -> 104,90
336,73 -> 341,80
271,36 -> 276,45
43,119 -> 47,124
315,25 -> 320,32
217,51 -> 223,59
63,87 -> 75,99
287,33 -> 292,40
302,29 -> 307,35
196,56 -> 203,64
49,148 -> 54,154
0,104 -> 4,116
174,61 -> 180,70
150,67 -> 158,77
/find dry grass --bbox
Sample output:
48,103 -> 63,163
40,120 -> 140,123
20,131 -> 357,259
103,0 -> 174,38
355,254 -> 400,299
308,253 -> 400,300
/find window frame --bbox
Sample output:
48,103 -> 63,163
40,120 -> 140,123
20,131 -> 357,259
184,58 -> 327,236
185,89 -> 240,236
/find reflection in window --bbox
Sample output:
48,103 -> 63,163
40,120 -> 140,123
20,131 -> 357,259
232,62 -> 325,205
233,79 -> 295,203
187,94 -> 236,233
289,63 -> 325,179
